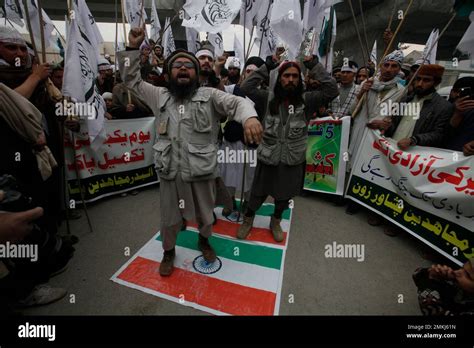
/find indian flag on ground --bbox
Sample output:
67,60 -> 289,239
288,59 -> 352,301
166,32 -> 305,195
111,201 -> 292,315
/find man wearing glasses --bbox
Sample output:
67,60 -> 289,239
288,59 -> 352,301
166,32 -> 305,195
117,27 -> 263,276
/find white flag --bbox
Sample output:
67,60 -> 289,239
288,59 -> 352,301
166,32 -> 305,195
457,12 -> 474,58
370,40 -> 377,64
182,0 -> 241,34
74,0 -> 103,48
420,28 -> 439,64
239,0 -> 263,31
124,0 -> 147,28
72,0 -> 103,76
3,0 -> 24,27
150,0 -> 161,42
270,0 -> 303,60
162,17 -> 175,58
63,16 -> 105,143
19,0 -> 54,50
303,0 -> 342,33
255,0 -> 278,59
186,26 -> 200,54
234,32 -> 244,68
208,32 -> 224,57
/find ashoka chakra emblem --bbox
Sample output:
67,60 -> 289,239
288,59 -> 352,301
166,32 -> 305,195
192,255 -> 222,274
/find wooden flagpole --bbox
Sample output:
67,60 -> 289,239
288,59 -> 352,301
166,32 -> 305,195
22,0 -> 39,60
352,0 -> 415,119
37,0 -> 46,63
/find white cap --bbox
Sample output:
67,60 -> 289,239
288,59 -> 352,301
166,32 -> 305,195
0,26 -> 26,46
102,92 -> 113,100
227,57 -> 241,69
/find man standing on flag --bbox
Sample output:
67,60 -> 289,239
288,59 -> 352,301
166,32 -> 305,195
117,27 -> 263,276
238,50 -> 338,241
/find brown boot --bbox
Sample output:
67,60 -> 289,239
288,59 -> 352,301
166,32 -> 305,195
159,248 -> 175,276
198,235 -> 216,263
270,215 -> 284,242
237,215 -> 254,239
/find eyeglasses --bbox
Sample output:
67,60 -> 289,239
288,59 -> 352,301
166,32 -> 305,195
171,61 -> 195,69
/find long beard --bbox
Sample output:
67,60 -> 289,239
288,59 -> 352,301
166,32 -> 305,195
168,77 -> 198,99
415,86 -> 436,98
228,74 -> 240,84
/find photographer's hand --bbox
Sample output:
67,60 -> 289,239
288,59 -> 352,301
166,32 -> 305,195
0,191 -> 43,243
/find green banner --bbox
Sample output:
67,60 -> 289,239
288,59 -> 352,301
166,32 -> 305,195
304,116 -> 350,195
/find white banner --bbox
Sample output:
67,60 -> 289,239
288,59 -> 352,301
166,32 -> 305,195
347,129 -> 474,266
65,117 -> 159,202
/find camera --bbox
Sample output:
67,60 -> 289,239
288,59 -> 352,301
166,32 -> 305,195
459,86 -> 473,99
0,175 -> 35,213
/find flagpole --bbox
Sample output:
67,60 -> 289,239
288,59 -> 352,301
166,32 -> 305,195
138,0 -> 145,28
37,0 -> 46,64
387,1 -> 398,31
396,11 -> 457,103
114,0 -> 119,85
358,0 -> 371,59
22,0 -> 39,60
348,0 -> 368,69
159,7 -> 182,45
121,0 -> 128,46
258,1 -> 272,58
243,2 -> 247,61
245,25 -> 254,61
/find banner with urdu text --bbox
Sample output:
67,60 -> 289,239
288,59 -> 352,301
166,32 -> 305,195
346,129 -> 474,266
65,117 -> 158,203
304,116 -> 350,195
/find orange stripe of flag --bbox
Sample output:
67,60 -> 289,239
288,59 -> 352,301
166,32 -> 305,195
188,219 -> 287,246
117,256 -> 276,316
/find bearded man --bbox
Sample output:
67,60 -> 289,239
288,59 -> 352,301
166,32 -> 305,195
238,51 -> 338,241
117,27 -> 263,276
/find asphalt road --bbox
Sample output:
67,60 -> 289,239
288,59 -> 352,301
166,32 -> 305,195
24,183 -> 439,316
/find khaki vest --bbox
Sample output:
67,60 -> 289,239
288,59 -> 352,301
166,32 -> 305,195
257,101 -> 307,166
152,88 -> 221,182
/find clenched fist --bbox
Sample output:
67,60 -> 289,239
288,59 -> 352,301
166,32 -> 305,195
129,26 -> 146,49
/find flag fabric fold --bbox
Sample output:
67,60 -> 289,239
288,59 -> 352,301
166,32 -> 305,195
63,15 -> 105,143
150,0 -> 161,43
269,0 -> 303,60
208,32 -> 224,57
456,12 -> 474,58
162,17 -> 176,58
3,0 -> 24,27
182,0 -> 241,34
186,26 -> 200,54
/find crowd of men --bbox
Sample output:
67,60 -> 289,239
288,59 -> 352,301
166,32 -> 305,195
0,22 -> 473,316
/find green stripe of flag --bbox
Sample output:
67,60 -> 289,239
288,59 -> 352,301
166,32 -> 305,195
156,230 -> 283,270
219,201 -> 291,220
